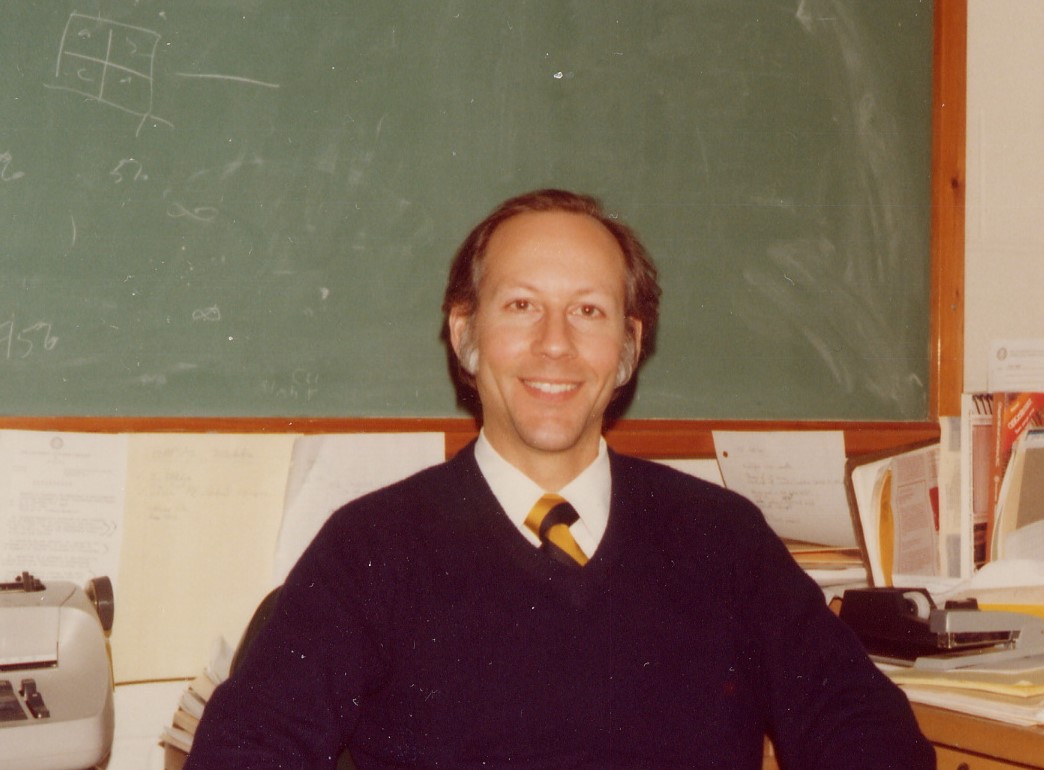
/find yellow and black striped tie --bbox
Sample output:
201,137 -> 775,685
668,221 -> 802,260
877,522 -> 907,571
524,494 -> 588,567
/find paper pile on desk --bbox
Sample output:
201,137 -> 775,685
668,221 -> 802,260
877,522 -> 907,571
897,685 -> 1044,727
884,654 -> 1044,727
160,638 -> 232,769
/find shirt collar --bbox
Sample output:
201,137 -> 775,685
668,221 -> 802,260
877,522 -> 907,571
474,430 -> 611,551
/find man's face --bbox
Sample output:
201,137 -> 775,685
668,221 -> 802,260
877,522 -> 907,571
449,210 -> 639,485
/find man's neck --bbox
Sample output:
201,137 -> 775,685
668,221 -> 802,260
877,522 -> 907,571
480,431 -> 601,492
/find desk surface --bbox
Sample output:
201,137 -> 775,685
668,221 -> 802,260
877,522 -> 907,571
911,702 -> 1044,769
761,702 -> 1044,770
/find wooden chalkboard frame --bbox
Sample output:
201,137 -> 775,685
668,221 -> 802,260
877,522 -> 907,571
0,2 -> 964,459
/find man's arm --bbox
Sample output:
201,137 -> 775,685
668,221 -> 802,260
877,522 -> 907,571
740,509 -> 935,769
185,524 -> 385,769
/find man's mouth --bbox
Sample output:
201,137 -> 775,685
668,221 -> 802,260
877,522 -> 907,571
523,380 -> 579,395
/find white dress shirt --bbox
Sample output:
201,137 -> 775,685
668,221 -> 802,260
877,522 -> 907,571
473,430 -> 611,558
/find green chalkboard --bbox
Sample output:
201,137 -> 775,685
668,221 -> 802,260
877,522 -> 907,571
1,1 -> 934,419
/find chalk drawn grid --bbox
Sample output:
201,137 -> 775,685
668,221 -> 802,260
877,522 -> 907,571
52,13 -> 166,132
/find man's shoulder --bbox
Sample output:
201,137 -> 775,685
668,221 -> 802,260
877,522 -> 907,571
609,450 -> 765,526
330,443 -> 481,520
305,445 -> 482,557
609,451 -> 730,499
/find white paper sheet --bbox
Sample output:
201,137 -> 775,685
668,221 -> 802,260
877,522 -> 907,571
110,433 -> 296,683
989,338 -> 1044,392
713,431 -> 854,546
0,430 -> 127,585
273,433 -> 445,583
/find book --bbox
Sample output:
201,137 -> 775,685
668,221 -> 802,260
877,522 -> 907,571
161,724 -> 194,755
163,743 -> 188,770
178,689 -> 207,721
172,705 -> 201,734
991,427 -> 1044,561
188,670 -> 219,703
847,443 -> 942,588
960,393 -> 995,570
159,643 -> 230,766
784,541 -> 866,587
986,393 -> 1044,559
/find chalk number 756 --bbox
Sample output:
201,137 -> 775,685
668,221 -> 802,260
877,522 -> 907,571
1,317 -> 58,360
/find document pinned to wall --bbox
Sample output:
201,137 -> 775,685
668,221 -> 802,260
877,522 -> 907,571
110,433 -> 296,683
0,430 -> 127,585
273,433 -> 445,583
713,431 -> 855,547
989,338 -> 1044,392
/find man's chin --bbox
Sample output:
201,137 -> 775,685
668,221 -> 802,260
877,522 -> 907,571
515,422 -> 599,458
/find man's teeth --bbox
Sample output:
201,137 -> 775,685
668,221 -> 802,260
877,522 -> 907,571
527,381 -> 577,394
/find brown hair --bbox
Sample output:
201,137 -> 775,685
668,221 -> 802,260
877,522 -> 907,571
442,188 -> 661,387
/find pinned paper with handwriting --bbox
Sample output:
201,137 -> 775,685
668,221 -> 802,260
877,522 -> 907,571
713,431 -> 855,547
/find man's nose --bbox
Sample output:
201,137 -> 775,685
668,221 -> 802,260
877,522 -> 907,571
533,311 -> 576,358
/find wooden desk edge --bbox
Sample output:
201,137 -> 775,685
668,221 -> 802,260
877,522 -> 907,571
911,702 -> 1044,768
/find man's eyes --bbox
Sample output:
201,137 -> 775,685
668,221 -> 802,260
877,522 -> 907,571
576,304 -> 605,318
502,299 -> 608,317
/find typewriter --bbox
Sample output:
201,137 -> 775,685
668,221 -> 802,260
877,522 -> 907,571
0,572 -> 115,770
840,587 -> 1044,670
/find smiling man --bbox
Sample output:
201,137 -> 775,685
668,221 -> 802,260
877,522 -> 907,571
186,189 -> 934,769
447,205 -> 646,490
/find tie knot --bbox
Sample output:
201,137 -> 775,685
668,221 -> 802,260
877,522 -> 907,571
524,494 -> 587,567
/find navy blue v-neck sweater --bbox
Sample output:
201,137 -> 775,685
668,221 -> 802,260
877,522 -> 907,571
187,445 -> 933,769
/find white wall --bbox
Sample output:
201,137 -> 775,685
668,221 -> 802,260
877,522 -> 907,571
964,0 -> 1044,391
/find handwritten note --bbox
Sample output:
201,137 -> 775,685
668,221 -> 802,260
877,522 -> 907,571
713,431 -> 855,547
110,433 -> 295,683
273,433 -> 445,583
0,430 -> 127,584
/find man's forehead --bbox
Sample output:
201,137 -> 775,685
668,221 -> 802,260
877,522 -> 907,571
482,211 -> 625,276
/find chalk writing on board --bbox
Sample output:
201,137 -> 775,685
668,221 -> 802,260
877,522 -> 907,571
261,370 -> 320,402
0,151 -> 25,181
173,72 -> 281,90
110,158 -> 147,183
191,306 -> 221,322
47,12 -> 171,135
1,317 -> 58,360
167,201 -> 219,223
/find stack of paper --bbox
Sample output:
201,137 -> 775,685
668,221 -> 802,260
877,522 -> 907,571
783,541 -> 866,585
883,656 -> 1044,726
160,639 -> 232,769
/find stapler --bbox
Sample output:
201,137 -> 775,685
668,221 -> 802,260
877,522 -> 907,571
0,571 -> 115,770
840,587 -> 1044,670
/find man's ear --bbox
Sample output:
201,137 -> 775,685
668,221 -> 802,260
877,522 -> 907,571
448,306 -> 477,375
616,318 -> 643,388
447,305 -> 469,358
628,318 -> 643,364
